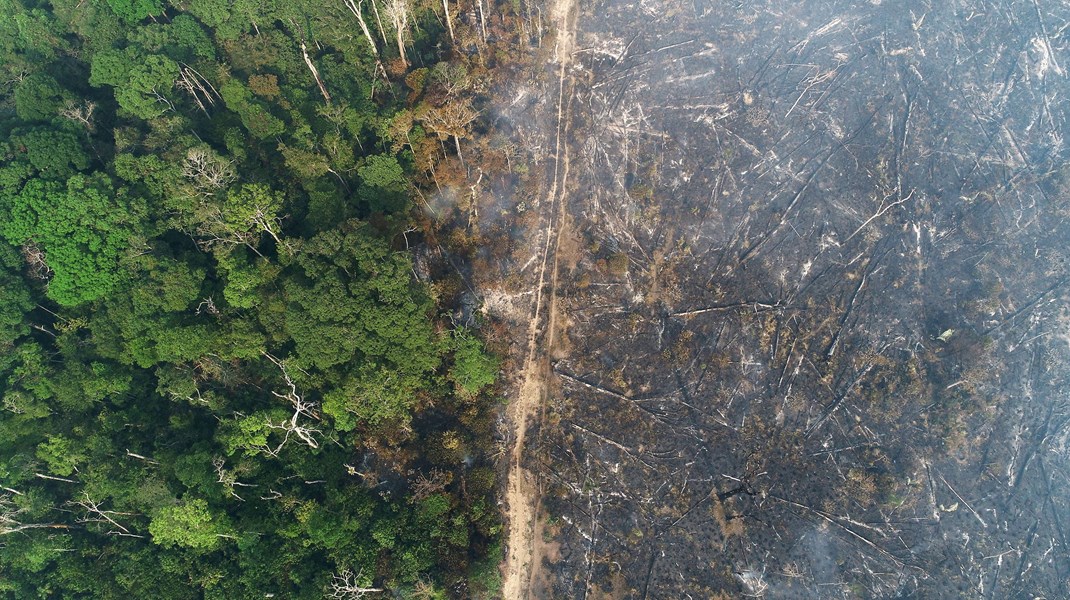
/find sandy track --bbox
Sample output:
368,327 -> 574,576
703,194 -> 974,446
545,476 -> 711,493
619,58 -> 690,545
500,0 -> 577,596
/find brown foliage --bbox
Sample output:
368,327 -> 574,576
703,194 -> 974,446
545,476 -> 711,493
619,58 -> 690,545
248,74 -> 280,99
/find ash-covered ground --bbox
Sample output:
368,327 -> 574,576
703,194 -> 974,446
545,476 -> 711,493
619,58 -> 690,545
516,0 -> 1070,597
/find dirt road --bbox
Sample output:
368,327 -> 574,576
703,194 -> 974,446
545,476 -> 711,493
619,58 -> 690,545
500,0 -> 578,596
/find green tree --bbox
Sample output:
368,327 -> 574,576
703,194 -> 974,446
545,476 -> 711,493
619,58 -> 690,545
130,256 -> 205,313
35,435 -> 84,476
323,364 -> 426,429
215,247 -> 277,309
1,173 -> 143,306
91,50 -> 179,120
221,183 -> 285,245
219,79 -> 285,139
149,498 -> 233,551
14,73 -> 70,121
0,244 -> 33,348
359,153 -> 409,213
449,328 -> 498,398
0,0 -> 500,594
106,0 -> 163,23
0,2 -> 66,78
8,128 -> 90,180
282,221 -> 440,373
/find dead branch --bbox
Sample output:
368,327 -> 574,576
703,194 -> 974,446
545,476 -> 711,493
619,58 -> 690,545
125,450 -> 159,465
261,352 -> 322,454
0,493 -> 71,535
35,472 -> 77,483
569,422 -> 655,469
70,493 -> 139,535
59,99 -> 96,131
328,568 -> 383,599
843,190 -> 914,244
300,42 -> 332,104
342,0 -> 388,79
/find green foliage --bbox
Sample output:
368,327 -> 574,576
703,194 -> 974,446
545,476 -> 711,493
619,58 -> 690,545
215,247 -> 275,309
217,412 -> 277,457
106,0 -> 163,24
279,143 -> 331,180
359,153 -> 409,213
467,542 -> 504,599
223,184 -> 283,235
35,435 -> 84,476
8,128 -> 90,179
91,50 -> 179,120
128,14 -> 215,61
283,221 -> 440,374
0,0 -> 501,597
0,244 -> 33,347
14,73 -> 70,121
0,173 -> 143,306
359,154 -> 407,190
186,0 -> 252,40
449,328 -> 499,398
132,256 -> 205,313
220,79 -> 285,139
322,365 -> 426,428
0,2 -> 66,74
149,498 -> 232,551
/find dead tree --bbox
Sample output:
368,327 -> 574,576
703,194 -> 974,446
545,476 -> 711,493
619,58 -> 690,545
183,147 -> 236,197
342,0 -> 388,78
70,493 -> 142,538
384,0 -> 411,67
476,0 -> 488,45
442,0 -> 455,42
328,568 -> 383,599
369,0 -> 389,50
176,64 -> 222,115
0,492 -> 70,536
261,352 -> 321,454
408,468 -> 452,503
195,296 -> 220,317
125,450 -> 160,465
59,99 -> 96,131
417,98 -> 478,166
20,242 -> 53,281
213,456 -> 258,501
300,42 -> 332,104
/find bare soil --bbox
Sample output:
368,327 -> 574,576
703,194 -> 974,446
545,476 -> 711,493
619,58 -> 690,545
499,0 -> 579,595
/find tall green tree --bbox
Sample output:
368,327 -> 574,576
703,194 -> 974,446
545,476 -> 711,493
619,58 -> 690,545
0,173 -> 144,306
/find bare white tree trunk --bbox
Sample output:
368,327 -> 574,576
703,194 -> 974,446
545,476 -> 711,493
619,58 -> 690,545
343,0 -> 381,59
300,42 -> 332,104
370,0 -> 389,50
71,493 -> 142,537
477,0 -> 488,44
386,0 -> 410,67
1,493 -> 71,536
442,0 -> 455,42
454,134 -> 465,168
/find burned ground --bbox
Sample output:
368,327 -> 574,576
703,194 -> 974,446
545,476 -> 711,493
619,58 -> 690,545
501,0 -> 1070,597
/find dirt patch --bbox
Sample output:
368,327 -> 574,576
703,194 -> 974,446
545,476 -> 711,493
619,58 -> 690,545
499,0 -> 579,595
